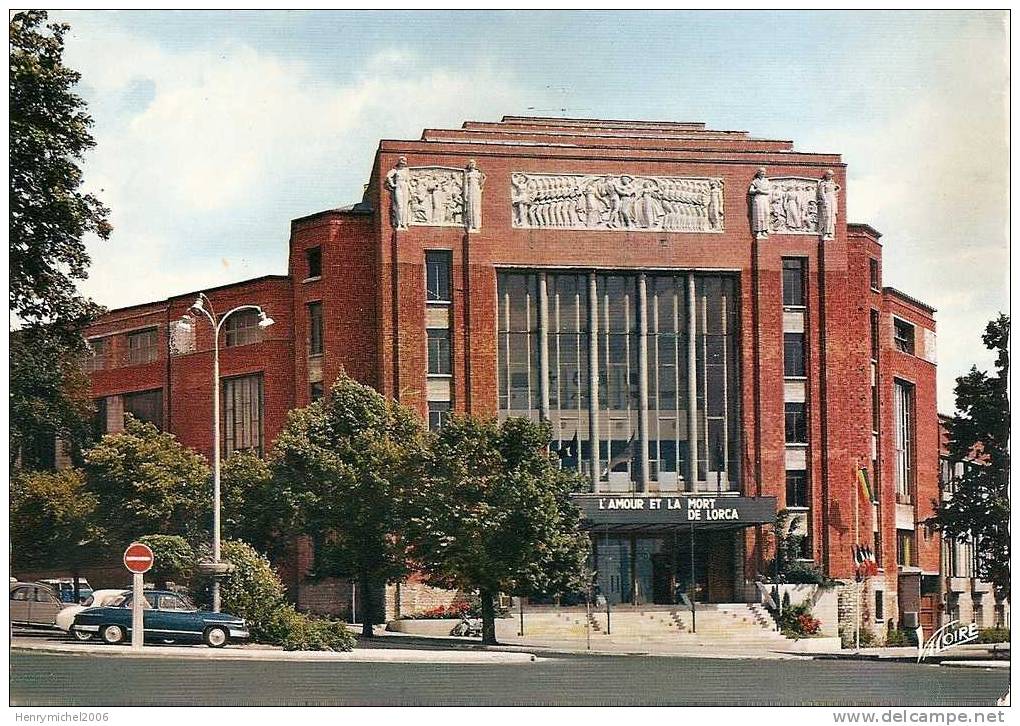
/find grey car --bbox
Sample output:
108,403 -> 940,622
10,581 -> 67,628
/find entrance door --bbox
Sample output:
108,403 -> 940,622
651,553 -> 675,605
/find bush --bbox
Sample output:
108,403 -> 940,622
775,602 -> 821,638
884,627 -> 912,647
194,540 -> 354,651
977,627 -> 1009,644
403,600 -> 474,620
840,625 -> 878,648
138,535 -> 194,589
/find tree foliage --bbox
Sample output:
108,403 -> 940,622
272,375 -> 427,636
10,467 -> 105,577
83,417 -> 211,546
407,416 -> 591,643
221,449 -> 301,561
137,534 -> 195,590
931,314 -> 1010,597
10,11 -> 111,469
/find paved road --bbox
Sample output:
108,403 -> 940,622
10,648 -> 1010,707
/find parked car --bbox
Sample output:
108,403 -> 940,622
73,590 -> 249,648
10,582 -> 69,628
40,578 -> 94,604
55,589 -> 129,641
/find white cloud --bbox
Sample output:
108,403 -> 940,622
60,19 -> 536,307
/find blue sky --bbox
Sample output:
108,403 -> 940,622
52,10 -> 1008,412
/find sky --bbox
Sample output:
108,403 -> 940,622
50,10 -> 1009,413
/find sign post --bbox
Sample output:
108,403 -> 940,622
123,542 -> 154,650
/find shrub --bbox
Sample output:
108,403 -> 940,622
840,625 -> 878,648
884,627 -> 912,647
977,627 -> 1009,644
276,607 -> 355,652
403,600 -> 474,620
138,535 -> 194,589
775,602 -> 821,638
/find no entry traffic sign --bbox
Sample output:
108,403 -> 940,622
123,542 -> 154,574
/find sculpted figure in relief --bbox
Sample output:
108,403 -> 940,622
464,159 -> 485,231
748,167 -> 771,239
386,156 -> 411,230
816,170 -> 840,240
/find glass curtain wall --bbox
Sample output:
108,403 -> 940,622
497,269 -> 740,493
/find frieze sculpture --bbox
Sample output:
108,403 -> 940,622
816,170 -> 840,240
386,158 -> 484,230
510,172 -> 724,232
748,167 -> 772,239
768,176 -> 820,235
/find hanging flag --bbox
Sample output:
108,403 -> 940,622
857,465 -> 874,502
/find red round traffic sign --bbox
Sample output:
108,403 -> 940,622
123,542 -> 154,574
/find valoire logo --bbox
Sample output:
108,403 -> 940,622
917,620 -> 979,662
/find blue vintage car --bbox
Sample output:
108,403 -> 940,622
72,590 -> 249,648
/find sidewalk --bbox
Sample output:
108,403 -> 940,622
804,642 -> 1010,664
11,639 -> 541,664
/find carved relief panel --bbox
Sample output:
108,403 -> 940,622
511,172 -> 724,233
768,177 -> 819,235
408,167 -> 466,228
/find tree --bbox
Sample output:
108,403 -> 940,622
407,416 -> 591,644
930,314 -> 1009,597
83,417 -> 211,546
272,375 -> 427,637
10,468 -> 105,600
137,534 -> 195,590
221,450 -> 302,561
10,11 -> 111,468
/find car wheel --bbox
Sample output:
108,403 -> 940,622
203,626 -> 228,648
101,625 -> 126,645
70,627 -> 93,642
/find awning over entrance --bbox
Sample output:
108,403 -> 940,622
572,493 -> 777,532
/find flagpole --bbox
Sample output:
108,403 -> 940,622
854,458 -> 861,654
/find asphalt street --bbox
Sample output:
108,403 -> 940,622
10,647 -> 1010,707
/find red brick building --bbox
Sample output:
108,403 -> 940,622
82,116 -> 941,636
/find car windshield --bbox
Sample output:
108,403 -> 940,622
83,595 -> 95,606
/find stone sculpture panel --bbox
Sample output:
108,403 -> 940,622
511,172 -> 724,233
768,177 -> 820,235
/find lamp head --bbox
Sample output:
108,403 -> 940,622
257,311 -> 275,328
189,296 -> 205,314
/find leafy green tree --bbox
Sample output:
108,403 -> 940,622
83,417 -> 211,546
930,314 -> 1010,597
272,375 -> 426,637
10,468 -> 105,600
10,11 -> 111,467
407,416 -> 591,644
137,534 -> 195,590
221,450 -> 302,561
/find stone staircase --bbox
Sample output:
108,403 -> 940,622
499,603 -> 798,648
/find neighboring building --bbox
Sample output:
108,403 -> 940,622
938,415 -> 1009,629
77,116 -> 942,634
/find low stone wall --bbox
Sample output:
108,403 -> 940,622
757,582 -> 840,638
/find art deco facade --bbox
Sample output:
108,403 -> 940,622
80,116 -> 942,636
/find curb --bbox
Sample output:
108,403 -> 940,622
11,642 -> 541,664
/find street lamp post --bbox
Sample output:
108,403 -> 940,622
184,293 -> 274,612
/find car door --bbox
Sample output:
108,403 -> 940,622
154,593 -> 200,639
10,586 -> 32,624
31,587 -> 64,627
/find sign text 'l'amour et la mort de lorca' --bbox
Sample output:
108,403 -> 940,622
596,497 -> 741,521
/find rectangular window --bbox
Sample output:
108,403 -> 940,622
123,389 -> 163,429
427,329 -> 451,375
84,337 -> 110,372
309,382 -> 324,402
428,401 -> 451,431
893,318 -> 915,354
869,258 -> 880,291
784,402 -> 808,444
93,397 -> 108,438
306,246 -> 322,279
874,591 -> 884,622
225,310 -> 260,348
783,333 -> 806,377
870,310 -> 880,359
425,250 -> 452,303
896,529 -> 914,567
127,328 -> 159,365
874,527 -> 883,567
894,380 -> 914,502
782,258 -> 806,307
308,302 -> 323,356
785,470 -> 809,508
222,375 -> 264,455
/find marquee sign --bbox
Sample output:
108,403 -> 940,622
571,494 -> 777,527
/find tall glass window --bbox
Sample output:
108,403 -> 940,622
123,389 -> 163,429
225,310 -> 260,347
783,333 -> 806,377
427,329 -> 451,375
308,302 -> 324,356
426,250 -> 452,303
782,258 -> 806,307
223,374 -> 264,455
497,270 -> 739,493
894,379 -> 914,502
